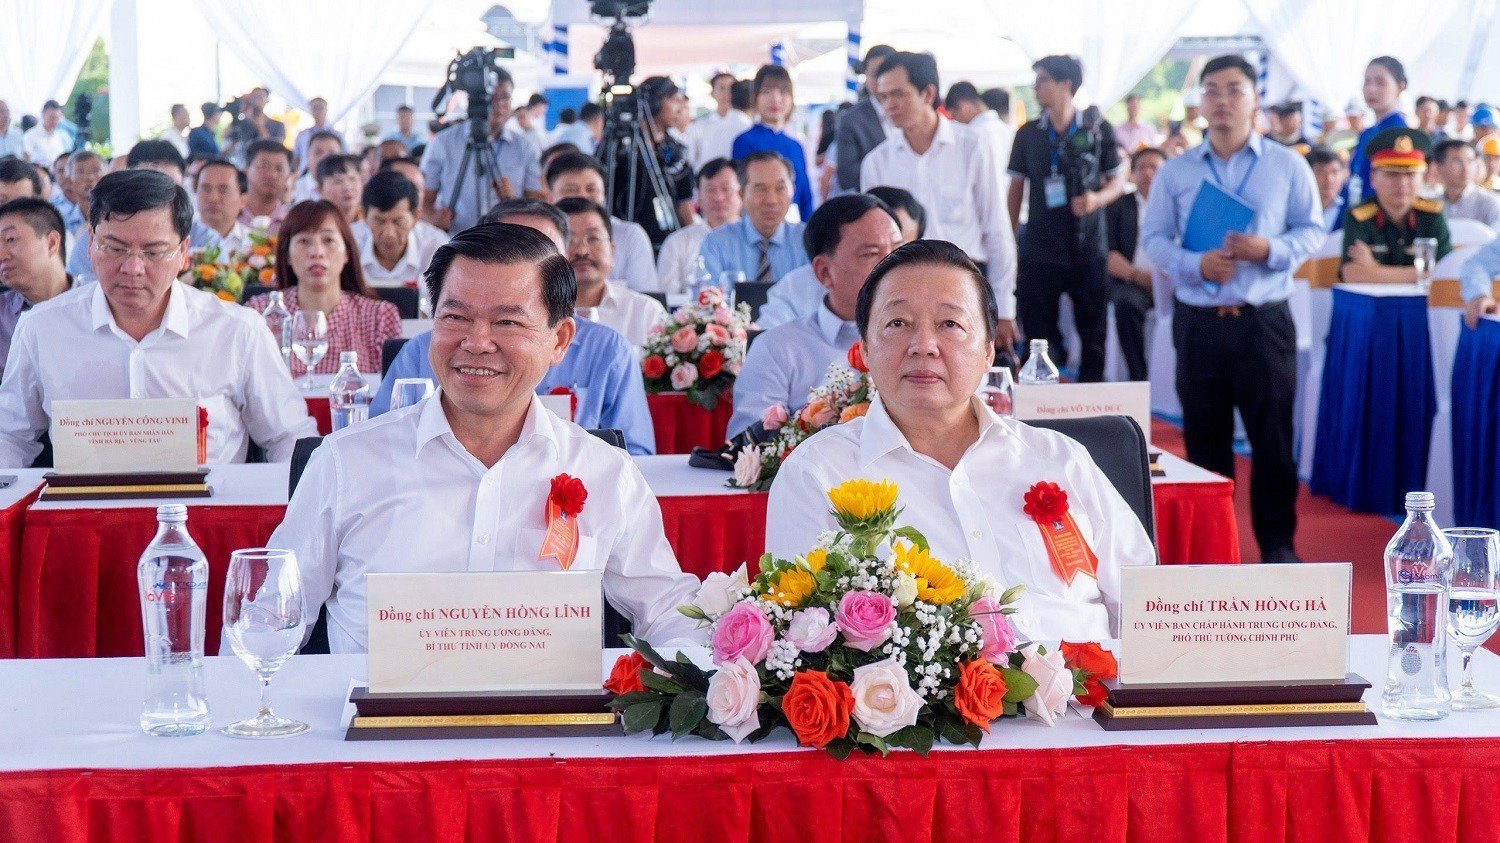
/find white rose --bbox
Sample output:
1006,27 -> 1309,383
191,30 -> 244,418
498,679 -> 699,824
849,656 -> 924,738
692,565 -> 748,619
784,607 -> 838,653
705,656 -> 761,743
732,446 -> 763,488
247,254 -> 267,269
1021,646 -> 1072,726
250,215 -> 272,232
892,574 -> 918,608
670,363 -> 697,391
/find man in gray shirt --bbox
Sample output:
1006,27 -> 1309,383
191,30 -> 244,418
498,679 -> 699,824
1433,139 -> 1500,230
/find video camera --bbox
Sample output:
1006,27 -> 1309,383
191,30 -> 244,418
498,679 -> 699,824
72,93 -> 93,150
432,46 -> 517,143
1059,105 -> 1105,200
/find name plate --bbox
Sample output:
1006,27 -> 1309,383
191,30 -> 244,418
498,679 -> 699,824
50,399 -> 199,474
366,571 -> 603,694
1120,564 -> 1350,685
1014,381 -> 1152,440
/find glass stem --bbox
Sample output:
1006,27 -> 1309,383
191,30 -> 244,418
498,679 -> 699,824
1462,649 -> 1476,690
258,674 -> 272,717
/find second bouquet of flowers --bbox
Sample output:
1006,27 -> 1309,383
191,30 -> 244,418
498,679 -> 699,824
640,287 -> 751,410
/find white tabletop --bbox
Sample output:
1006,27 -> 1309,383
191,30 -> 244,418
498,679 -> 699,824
635,455 -> 751,497
0,468 -> 51,511
1154,451 -> 1228,486
30,464 -> 290,511
1,636 -> 1494,772
1334,282 -> 1428,298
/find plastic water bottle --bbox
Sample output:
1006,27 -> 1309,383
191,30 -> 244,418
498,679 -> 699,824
1017,339 -> 1061,384
138,505 -> 210,736
1382,491 -> 1454,720
329,351 -> 371,431
688,255 -> 713,299
261,290 -> 293,366
417,282 -> 433,319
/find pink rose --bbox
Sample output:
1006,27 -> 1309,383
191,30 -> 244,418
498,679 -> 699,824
704,323 -> 730,345
670,325 -> 699,354
705,657 -> 761,742
672,307 -> 691,322
971,595 -> 1019,663
713,305 -> 734,326
732,327 -> 748,342
835,591 -> 895,652
670,363 -> 698,391
711,601 -> 774,665
647,322 -> 665,337
761,403 -> 789,430
785,607 -> 838,653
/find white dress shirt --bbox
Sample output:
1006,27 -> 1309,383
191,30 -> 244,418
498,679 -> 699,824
860,116 -> 1019,318
292,172 -> 319,204
162,128 -> 189,159
583,281 -> 667,352
967,111 -> 1015,196
350,219 -> 450,288
611,217 -> 660,293
0,127 -> 23,160
728,302 -> 858,438
757,263 -> 823,329
766,395 -> 1156,640
212,221 -> 253,262
688,110 -> 753,171
0,282 -> 316,466
1446,186 -> 1500,231
21,125 -> 68,165
655,220 -> 710,294
272,392 -> 705,653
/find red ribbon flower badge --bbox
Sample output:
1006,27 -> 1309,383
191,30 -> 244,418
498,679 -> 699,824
538,473 -> 588,570
846,342 -> 868,373
1023,481 -> 1099,586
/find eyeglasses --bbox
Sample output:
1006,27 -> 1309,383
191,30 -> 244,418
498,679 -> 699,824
92,240 -> 182,264
567,233 -> 610,250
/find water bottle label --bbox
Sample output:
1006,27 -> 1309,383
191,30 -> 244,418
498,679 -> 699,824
1401,643 -> 1422,676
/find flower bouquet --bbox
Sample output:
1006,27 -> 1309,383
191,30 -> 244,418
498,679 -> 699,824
729,343 -> 871,492
181,245 -> 245,302
641,287 -> 751,410
606,479 -> 1119,757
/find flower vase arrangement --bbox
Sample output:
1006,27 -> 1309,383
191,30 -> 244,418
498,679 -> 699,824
180,218 -> 276,302
641,288 -> 751,410
606,479 -> 1119,757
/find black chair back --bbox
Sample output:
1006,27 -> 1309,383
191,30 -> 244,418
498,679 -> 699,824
643,291 -> 669,310
603,602 -> 632,649
28,432 -> 52,468
289,436 -> 324,498
1023,415 -> 1155,544
375,287 -> 420,319
745,328 -> 764,351
241,283 -> 276,303
734,281 -> 775,322
381,338 -> 409,377
586,428 -> 627,450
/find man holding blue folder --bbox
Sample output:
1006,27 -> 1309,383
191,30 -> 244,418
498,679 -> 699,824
1142,54 -> 1324,564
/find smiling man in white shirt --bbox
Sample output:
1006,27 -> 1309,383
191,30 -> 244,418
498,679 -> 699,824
271,222 -> 702,653
860,52 -> 1018,351
767,241 -> 1154,640
557,197 -> 666,352
0,169 -> 316,466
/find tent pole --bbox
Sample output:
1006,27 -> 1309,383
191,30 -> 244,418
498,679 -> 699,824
108,0 -> 142,149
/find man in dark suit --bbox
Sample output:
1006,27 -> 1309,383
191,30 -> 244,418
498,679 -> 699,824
834,44 -> 897,195
1105,147 -> 1167,381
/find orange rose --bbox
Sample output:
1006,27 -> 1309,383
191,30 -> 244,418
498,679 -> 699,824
953,658 -> 1008,732
604,652 -> 649,696
259,268 -> 274,283
215,290 -> 237,302
839,402 -> 870,423
798,399 -> 836,430
780,669 -> 854,748
642,355 -> 667,379
699,349 -> 724,380
251,244 -> 272,257
1061,642 -> 1118,707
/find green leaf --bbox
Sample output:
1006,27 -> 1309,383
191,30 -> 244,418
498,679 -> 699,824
825,737 -> 856,760
608,691 -> 661,710
1000,667 -> 1038,703
891,526 -> 930,552
622,700 -> 664,734
854,732 -> 890,756
886,726 -> 935,756
639,670 -> 688,695
935,714 -> 973,747
677,604 -> 709,621
668,693 -> 708,739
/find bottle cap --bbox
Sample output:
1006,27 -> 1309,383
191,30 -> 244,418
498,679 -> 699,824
156,504 -> 188,522
1405,491 -> 1436,511
1030,339 -> 1048,351
340,350 -> 358,366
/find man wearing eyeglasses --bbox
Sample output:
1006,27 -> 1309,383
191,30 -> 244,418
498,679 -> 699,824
0,169 -> 316,466
1141,55 -> 1324,564
557,197 -> 666,354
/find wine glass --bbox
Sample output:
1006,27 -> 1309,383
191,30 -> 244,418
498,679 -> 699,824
222,548 -> 309,737
289,310 -> 329,390
1413,237 -> 1438,294
717,271 -> 744,309
979,366 -> 1016,417
1444,528 -> 1500,710
390,377 -> 435,411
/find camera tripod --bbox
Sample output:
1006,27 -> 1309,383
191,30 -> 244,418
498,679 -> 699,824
445,123 -> 506,229
598,96 -> 679,237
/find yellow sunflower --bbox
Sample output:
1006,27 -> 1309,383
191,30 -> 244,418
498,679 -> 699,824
894,542 -> 966,605
803,548 -> 828,573
767,567 -> 817,607
827,478 -> 898,521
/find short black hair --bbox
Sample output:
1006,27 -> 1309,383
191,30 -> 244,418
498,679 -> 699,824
752,65 -> 793,99
557,107 -> 577,124
710,71 -> 736,88
41,100 -> 61,112
980,88 -> 1010,116
697,156 -> 738,185
860,44 -> 897,74
1033,55 -> 1083,93
1304,144 -> 1342,169
170,103 -> 188,117
730,80 -> 753,111
0,158 -> 41,194
423,222 -> 575,326
804,193 -> 890,258
555,196 -> 612,238
246,139 -> 293,169
1416,95 -> 1437,109
1201,54 -> 1257,86
544,151 -> 605,188
88,169 -> 194,240
196,157 -> 247,193
527,93 -> 548,108
315,153 -> 362,185
1458,100 -> 1472,109
1130,147 -> 1168,167
307,129 -> 344,151
737,149 -> 794,184
200,102 -> 221,120
579,102 -> 604,122
396,104 -> 413,114
480,198 -> 570,242
876,52 -> 940,104
865,185 -> 926,238
944,81 -> 983,111
126,140 -> 186,175
856,240 -> 998,341
1369,56 -> 1407,87
541,142 -> 580,165
0,197 -> 66,266
1433,139 -> 1474,165
361,169 -> 418,213
67,149 -> 104,175
639,76 -> 681,119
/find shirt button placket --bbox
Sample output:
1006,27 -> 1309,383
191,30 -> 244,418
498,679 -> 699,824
470,468 -> 502,571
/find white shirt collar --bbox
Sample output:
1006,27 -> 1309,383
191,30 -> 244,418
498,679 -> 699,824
360,228 -> 422,275
813,300 -> 853,347
414,390 -> 560,462
89,279 -> 191,340
857,392 -> 1014,470
892,114 -> 956,155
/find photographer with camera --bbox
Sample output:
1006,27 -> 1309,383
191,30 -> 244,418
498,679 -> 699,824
1006,55 -> 1127,382
607,75 -> 696,249
421,62 -> 545,234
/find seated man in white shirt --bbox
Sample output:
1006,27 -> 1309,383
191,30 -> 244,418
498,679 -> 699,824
314,153 -> 364,227
349,170 -> 448,289
193,158 -> 252,258
728,194 -> 902,436
544,152 -> 660,292
655,157 -> 741,294
270,222 -> 702,653
557,197 -> 667,351
0,169 -> 316,466
293,130 -> 343,204
766,241 -> 1155,640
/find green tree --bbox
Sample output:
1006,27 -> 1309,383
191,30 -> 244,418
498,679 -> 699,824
65,37 -> 110,151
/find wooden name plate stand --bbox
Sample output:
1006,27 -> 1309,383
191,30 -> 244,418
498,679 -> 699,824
345,687 -> 622,741
1093,674 -> 1379,731
40,469 -> 213,502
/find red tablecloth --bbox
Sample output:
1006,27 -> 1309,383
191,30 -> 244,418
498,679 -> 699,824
305,397 -> 331,435
1153,478 -> 1240,564
648,392 -> 733,454
0,484 -> 44,658
3,738 -> 1497,842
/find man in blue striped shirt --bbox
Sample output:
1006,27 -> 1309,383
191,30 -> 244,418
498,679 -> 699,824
1141,54 -> 1324,564
697,152 -> 809,288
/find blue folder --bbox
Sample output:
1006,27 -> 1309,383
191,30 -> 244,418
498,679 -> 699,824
1183,181 -> 1255,253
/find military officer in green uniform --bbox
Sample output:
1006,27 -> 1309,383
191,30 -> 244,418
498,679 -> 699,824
1340,126 -> 1452,283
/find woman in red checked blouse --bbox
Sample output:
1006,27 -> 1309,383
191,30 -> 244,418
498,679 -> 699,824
246,200 -> 400,375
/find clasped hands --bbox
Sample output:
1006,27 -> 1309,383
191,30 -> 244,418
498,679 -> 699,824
1199,233 -> 1271,284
